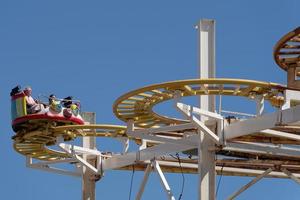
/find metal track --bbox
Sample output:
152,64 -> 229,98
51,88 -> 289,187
274,27 -> 300,75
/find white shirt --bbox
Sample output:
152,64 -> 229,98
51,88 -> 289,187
25,96 -> 36,106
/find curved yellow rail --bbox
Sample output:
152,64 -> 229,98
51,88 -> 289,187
274,27 -> 300,76
13,124 -> 130,161
113,78 -> 286,128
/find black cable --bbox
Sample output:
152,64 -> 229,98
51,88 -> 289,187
175,153 -> 185,200
169,153 -> 185,199
216,164 -> 224,198
128,165 -> 135,200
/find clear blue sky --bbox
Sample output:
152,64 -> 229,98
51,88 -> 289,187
1,0 -> 300,199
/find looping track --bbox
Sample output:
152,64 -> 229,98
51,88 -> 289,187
12,27 -> 300,175
113,78 -> 285,128
274,27 -> 300,76
13,124 -> 128,161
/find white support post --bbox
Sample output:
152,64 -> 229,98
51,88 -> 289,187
227,168 -> 272,200
197,19 -> 216,200
256,95 -> 264,116
153,160 -> 176,200
123,138 -> 130,154
135,164 -> 153,200
81,112 -> 97,200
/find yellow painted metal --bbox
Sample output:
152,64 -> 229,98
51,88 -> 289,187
113,78 -> 286,128
13,124 -> 130,161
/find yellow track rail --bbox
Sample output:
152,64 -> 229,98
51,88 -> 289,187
113,78 -> 285,128
13,124 -> 129,161
274,27 -> 300,76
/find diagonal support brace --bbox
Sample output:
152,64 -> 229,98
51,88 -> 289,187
227,168 -> 273,200
58,143 -> 102,175
282,168 -> 300,185
176,102 -> 220,144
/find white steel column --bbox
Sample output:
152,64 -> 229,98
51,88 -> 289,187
82,112 -> 97,200
197,19 -> 216,200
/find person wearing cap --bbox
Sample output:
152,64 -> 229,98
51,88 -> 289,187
24,86 -> 44,114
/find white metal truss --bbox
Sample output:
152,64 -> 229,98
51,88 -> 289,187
26,156 -> 81,177
260,129 -> 300,141
176,102 -> 222,144
224,141 -> 300,158
102,137 -> 196,170
135,160 -> 175,200
58,142 -> 102,175
127,122 -> 197,146
224,105 -> 300,139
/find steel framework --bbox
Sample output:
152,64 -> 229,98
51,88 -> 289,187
11,22 -> 300,200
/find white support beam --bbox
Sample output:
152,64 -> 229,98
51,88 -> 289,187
28,158 -> 78,166
59,143 -> 101,156
256,95 -> 264,116
116,137 -> 130,154
192,116 -> 220,144
136,164 -> 153,200
224,105 -> 300,139
177,102 -> 224,143
281,168 -> 300,185
153,160 -> 176,200
224,142 -> 300,158
26,157 -> 81,177
128,131 -> 198,146
123,138 -> 130,154
260,129 -> 300,141
129,123 -> 195,135
227,168 -> 272,200
58,143 -> 100,175
176,102 -> 220,144
177,102 -> 223,120
102,135 -> 198,170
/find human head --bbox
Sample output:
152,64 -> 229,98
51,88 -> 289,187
49,94 -> 56,99
49,94 -> 56,103
24,86 -> 32,96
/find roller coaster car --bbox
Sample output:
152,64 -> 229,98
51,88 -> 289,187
11,92 -> 84,132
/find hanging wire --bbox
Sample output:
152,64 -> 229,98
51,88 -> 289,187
216,164 -> 224,198
128,165 -> 135,200
170,153 -> 185,200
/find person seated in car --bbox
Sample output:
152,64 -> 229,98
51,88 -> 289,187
62,96 -> 73,108
24,86 -> 45,114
